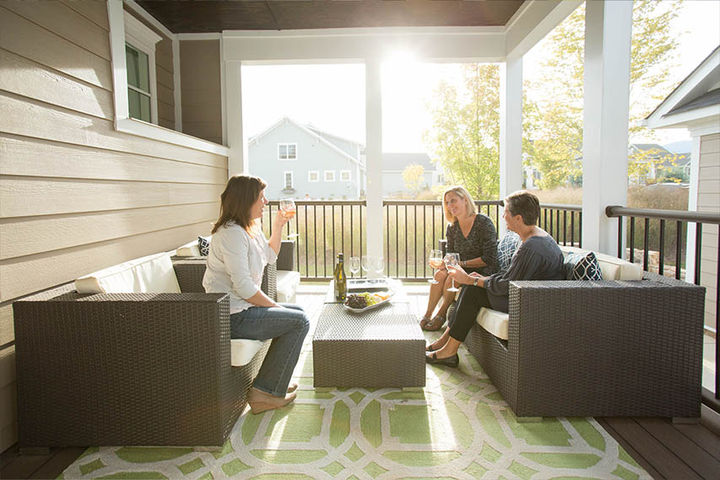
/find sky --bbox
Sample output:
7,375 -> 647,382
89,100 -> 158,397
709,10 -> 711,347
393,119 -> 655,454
241,0 -> 720,153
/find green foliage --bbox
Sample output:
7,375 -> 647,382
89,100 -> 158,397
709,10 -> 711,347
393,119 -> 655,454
402,164 -> 425,194
424,64 -> 500,200
524,0 -> 682,188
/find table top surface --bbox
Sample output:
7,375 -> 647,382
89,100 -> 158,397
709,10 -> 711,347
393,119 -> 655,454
314,280 -> 424,342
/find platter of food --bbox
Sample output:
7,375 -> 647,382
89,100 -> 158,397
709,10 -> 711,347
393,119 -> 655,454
343,291 -> 393,313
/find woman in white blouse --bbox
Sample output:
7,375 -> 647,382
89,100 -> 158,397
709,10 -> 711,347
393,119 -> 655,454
203,175 -> 309,414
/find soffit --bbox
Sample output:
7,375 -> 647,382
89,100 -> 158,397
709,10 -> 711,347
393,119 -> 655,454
135,0 -> 525,33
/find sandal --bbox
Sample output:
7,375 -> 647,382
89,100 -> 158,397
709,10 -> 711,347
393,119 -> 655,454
422,315 -> 446,331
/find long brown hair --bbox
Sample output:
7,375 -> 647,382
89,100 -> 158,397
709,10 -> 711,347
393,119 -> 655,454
211,175 -> 267,234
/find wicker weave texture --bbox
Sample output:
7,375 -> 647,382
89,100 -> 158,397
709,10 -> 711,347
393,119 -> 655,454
312,303 -> 425,388
12,257 -> 279,447
465,277 -> 705,418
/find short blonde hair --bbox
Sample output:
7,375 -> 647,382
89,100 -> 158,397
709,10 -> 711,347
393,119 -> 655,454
443,186 -> 477,224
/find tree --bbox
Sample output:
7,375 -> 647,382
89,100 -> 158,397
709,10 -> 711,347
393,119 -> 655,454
424,64 -> 500,200
402,164 -> 425,195
524,0 -> 682,188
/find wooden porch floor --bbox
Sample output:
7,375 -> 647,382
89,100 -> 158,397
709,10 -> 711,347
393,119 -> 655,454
2,283 -> 718,479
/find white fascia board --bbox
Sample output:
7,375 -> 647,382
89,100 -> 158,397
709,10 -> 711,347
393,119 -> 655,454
646,48 -> 720,125
505,0 -> 582,59
646,105 -> 720,130
178,33 -> 222,41
222,27 -> 505,62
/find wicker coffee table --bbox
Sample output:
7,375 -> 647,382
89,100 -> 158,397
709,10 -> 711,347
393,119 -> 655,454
312,282 -> 426,388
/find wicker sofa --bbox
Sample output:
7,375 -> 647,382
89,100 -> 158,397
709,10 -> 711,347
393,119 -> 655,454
446,243 -> 706,419
12,251 -> 278,448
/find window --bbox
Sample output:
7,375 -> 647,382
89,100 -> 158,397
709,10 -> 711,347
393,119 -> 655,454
283,171 -> 294,190
324,170 -> 336,182
123,11 -> 161,123
308,170 -> 320,182
278,143 -> 297,160
340,170 -> 351,182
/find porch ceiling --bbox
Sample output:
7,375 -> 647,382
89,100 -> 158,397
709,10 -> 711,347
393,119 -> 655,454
134,0 -> 525,33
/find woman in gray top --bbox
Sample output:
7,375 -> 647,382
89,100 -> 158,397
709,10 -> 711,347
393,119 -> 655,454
426,190 -> 565,367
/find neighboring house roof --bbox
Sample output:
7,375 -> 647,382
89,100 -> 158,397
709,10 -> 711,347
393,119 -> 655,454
645,46 -> 720,130
249,117 -> 365,168
382,153 -> 434,171
630,143 -> 670,154
305,125 -> 363,149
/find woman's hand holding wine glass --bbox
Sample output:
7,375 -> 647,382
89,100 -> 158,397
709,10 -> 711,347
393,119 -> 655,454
444,252 -> 460,292
428,249 -> 443,284
278,199 -> 299,238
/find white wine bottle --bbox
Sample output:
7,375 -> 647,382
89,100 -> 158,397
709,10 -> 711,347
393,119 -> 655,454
334,253 -> 347,301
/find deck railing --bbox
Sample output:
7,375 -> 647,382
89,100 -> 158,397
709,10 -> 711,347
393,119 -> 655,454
606,206 -> 720,408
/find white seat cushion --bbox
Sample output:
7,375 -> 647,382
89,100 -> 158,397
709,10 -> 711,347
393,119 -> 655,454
476,307 -> 509,340
75,252 -> 181,294
175,240 -> 201,257
231,339 -> 270,367
277,270 -> 301,303
560,246 -> 643,281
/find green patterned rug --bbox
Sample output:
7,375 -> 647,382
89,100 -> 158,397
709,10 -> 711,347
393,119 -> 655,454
60,337 -> 649,480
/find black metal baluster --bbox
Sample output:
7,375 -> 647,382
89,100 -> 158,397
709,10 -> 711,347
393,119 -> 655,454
295,204 -> 300,271
578,212 -> 583,248
350,205 -> 354,274
313,205 -> 318,278
571,212 -> 575,247
659,219 -> 665,276
395,205 -> 399,277
629,217 -> 635,264
331,205 -> 336,273
617,216 -> 623,258
643,217 -> 650,271
423,205 -> 427,278
675,221 -> 682,280
414,204 -> 418,278
323,205 -> 327,277
386,203 -> 390,276
563,210 -> 567,245
694,223 -> 702,285
404,204 -> 408,278
359,203 -> 364,276
304,205 -> 309,277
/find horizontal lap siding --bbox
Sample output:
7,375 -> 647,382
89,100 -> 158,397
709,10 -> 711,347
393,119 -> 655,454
0,2 -> 225,452
699,134 -> 719,331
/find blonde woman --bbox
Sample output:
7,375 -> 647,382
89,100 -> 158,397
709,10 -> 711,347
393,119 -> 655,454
203,175 -> 309,414
420,186 -> 499,331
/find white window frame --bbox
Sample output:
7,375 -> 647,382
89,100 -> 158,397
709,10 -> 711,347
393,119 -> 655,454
283,171 -> 294,189
278,143 -> 297,161
123,10 -> 161,124
308,170 -> 320,182
106,0 -> 228,155
340,170 -> 351,181
324,170 -> 336,182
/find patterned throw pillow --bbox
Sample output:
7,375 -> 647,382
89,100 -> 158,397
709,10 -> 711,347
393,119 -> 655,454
497,231 -> 521,272
564,251 -> 603,280
198,236 -> 210,257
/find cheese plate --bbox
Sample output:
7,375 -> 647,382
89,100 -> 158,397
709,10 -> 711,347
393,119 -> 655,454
343,291 -> 393,313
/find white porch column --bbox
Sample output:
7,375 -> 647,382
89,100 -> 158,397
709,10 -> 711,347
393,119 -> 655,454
582,0 -> 633,255
499,54 -> 524,235
365,57 -> 384,277
225,61 -> 247,176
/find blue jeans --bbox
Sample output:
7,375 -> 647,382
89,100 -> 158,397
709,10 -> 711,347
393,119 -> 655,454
230,303 -> 310,397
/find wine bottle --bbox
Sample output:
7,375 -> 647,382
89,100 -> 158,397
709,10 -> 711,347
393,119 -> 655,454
334,253 -> 347,301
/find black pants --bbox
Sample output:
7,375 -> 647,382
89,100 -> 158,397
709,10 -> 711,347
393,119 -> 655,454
448,286 -> 493,342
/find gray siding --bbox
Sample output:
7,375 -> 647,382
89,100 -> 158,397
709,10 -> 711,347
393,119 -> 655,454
0,1 -> 226,451
249,120 -> 361,199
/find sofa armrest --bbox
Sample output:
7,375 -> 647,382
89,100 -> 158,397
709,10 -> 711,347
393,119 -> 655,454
277,240 -> 296,271
12,291 -> 235,445
506,279 -> 705,415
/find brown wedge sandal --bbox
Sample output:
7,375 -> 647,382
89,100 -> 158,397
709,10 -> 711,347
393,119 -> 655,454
421,315 -> 446,331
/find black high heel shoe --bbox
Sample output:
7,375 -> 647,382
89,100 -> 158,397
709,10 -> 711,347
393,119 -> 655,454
425,352 -> 459,368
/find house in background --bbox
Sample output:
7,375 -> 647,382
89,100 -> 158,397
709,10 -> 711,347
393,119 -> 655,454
628,143 -> 690,184
248,118 -> 365,200
645,45 -> 720,335
381,152 -> 442,197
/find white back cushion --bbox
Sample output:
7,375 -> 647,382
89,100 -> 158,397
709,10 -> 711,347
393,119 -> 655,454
560,246 -> 643,281
231,339 -> 270,367
75,252 -> 181,294
175,240 -> 201,257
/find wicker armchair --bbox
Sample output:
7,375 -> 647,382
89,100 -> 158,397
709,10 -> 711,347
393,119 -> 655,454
461,272 -> 705,419
12,259 -> 276,448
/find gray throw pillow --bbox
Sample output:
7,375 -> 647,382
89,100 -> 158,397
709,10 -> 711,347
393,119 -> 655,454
564,251 -> 603,280
497,231 -> 521,272
198,236 -> 210,257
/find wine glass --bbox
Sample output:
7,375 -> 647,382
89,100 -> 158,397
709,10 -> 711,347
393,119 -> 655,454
349,256 -> 361,277
361,256 -> 371,276
279,199 -> 299,239
444,252 -> 460,292
428,249 -> 443,284
372,256 -> 384,277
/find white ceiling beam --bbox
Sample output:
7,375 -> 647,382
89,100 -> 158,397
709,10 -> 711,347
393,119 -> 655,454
505,0 -> 582,59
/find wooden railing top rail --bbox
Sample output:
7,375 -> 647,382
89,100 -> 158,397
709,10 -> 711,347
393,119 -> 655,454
606,205 -> 720,224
